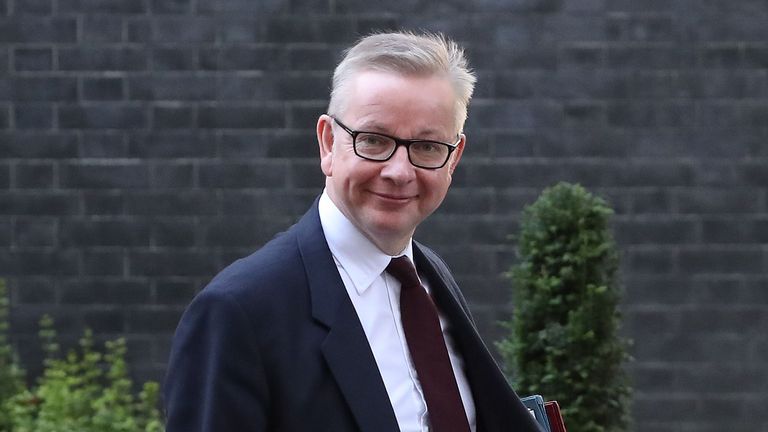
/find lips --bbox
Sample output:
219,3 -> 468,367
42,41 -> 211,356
371,191 -> 416,202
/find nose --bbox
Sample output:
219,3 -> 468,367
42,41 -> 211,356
380,146 -> 415,184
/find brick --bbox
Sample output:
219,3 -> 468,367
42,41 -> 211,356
287,46 -> 336,71
624,276 -> 693,305
0,250 -> 78,276
614,217 -> 697,245
694,15 -> 768,42
82,191 -> 124,215
222,130 -> 318,159
676,189 -> 762,214
151,106 -> 195,129
61,280 -> 151,305
13,47 -> 52,71
155,279 -> 198,305
0,164 -> 9,189
679,248 -> 764,274
198,162 -> 287,189
0,132 -> 78,158
202,217 -> 290,247
150,162 -> 194,188
128,251 -> 219,277
200,46 -> 286,71
196,0 -> 260,13
15,162 -> 54,188
218,190 -> 313,216
744,45 -> 768,68
13,104 -> 54,130
151,47 -> 197,70
128,76 -> 216,101
287,160 -> 323,188
59,0 -> 145,13
273,74 -> 332,101
127,132 -> 216,158
150,0 -> 192,14
82,250 -> 124,276
151,218 -> 196,247
128,309 -> 182,333
152,17 -> 216,43
742,103 -> 768,128
701,45 -> 743,68
0,220 -> 9,246
15,219 -> 56,247
59,105 -> 147,129
626,247 -> 675,274
61,163 -> 149,189
9,77 -> 77,102
58,47 -> 147,71
264,16 -> 356,43
0,192 -> 79,215
469,101 -> 562,129
124,191 -> 216,216
606,46 -> 695,69
216,18 -> 263,43
0,17 -> 76,43
82,77 -> 125,101
82,309 -> 126,333
606,14 -> 677,42
15,0 -> 52,14
80,132 -> 129,158
215,75 -> 273,101
60,219 -> 150,247
287,103 -> 324,129
81,15 -> 123,42
125,18 -> 152,42
14,278 -> 57,304
197,105 -> 284,129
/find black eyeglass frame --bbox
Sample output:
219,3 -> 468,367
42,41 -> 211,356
331,116 -> 460,170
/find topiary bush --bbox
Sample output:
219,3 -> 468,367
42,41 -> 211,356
497,182 -> 632,432
0,281 -> 164,432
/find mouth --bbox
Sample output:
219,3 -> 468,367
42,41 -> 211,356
371,191 -> 416,203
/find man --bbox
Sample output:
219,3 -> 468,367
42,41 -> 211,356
164,31 -> 541,432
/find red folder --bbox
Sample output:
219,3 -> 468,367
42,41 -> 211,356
544,400 -> 567,432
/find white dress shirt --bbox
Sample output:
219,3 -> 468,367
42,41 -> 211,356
318,191 -> 477,432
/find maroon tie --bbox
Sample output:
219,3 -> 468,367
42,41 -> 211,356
386,256 -> 471,432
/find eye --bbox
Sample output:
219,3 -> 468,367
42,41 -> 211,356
413,141 -> 441,153
357,133 -> 389,148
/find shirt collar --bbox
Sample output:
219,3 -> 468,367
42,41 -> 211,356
319,190 -> 414,295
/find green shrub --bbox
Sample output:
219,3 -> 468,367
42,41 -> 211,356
0,281 -> 26,431
0,281 -> 164,432
497,182 -> 632,432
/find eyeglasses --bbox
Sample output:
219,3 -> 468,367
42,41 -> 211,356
331,116 -> 460,169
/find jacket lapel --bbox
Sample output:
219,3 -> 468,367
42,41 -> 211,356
294,203 -> 399,432
414,243 -> 543,432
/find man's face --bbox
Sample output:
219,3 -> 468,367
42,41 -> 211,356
317,70 -> 465,254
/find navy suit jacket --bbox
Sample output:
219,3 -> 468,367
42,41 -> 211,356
164,200 -> 541,432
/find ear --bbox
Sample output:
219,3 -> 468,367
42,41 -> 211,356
317,114 -> 334,177
447,133 -> 465,175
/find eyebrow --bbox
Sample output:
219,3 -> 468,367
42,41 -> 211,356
353,120 -> 446,141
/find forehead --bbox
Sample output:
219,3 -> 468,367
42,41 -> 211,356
342,70 -> 458,137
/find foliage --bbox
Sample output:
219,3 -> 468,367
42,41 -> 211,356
497,182 -> 632,432
0,281 -> 164,432
0,281 -> 26,431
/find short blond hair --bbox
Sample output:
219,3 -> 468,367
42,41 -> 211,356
327,31 -> 476,133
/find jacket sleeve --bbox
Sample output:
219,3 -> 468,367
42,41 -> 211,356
163,289 -> 270,432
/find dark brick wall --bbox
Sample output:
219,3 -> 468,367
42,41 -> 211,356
2,1 -> 767,430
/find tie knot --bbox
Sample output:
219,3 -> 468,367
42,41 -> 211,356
386,256 -> 420,288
